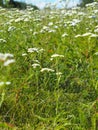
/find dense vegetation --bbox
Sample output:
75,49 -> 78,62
79,0 -> 94,7
0,2 -> 98,130
0,0 -> 39,10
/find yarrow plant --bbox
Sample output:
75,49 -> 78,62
0,1 -> 98,129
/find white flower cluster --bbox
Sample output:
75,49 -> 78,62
0,39 -> 7,43
0,81 -> 11,86
0,53 -> 15,66
50,53 -> 64,61
75,33 -> 98,38
27,47 -> 44,53
40,68 -> 54,73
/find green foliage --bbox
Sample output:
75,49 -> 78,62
0,2 -> 98,129
79,0 -> 94,7
0,0 -> 39,10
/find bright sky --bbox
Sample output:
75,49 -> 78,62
16,0 -> 80,9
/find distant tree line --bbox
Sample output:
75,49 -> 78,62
79,0 -> 94,7
0,0 -> 39,10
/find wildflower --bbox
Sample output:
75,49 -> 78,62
4,59 -> 15,66
90,34 -> 98,38
94,52 -> 98,55
39,48 -> 44,53
82,32 -> 92,37
94,10 -> 98,13
53,25 -> 58,29
28,48 -> 39,53
89,15 -> 96,19
75,34 -> 82,38
0,53 -> 6,61
0,82 -> 4,86
15,18 -> 23,22
48,29 -> 56,33
0,53 -> 14,61
33,32 -> 38,35
56,72 -> 62,76
0,39 -> 7,43
51,54 -> 64,58
24,18 -> 29,22
22,53 -> 27,56
5,53 -> 14,59
94,28 -> 98,33
5,82 -> 11,85
8,26 -> 16,32
33,60 -> 40,63
62,33 -> 68,38
32,63 -> 40,69
48,22 -> 53,26
42,26 -> 49,30
40,68 -> 54,73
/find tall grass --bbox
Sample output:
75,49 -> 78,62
0,2 -> 98,129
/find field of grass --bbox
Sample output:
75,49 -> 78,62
0,2 -> 98,130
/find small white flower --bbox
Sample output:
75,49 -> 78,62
94,52 -> 98,55
42,26 -> 49,30
0,53 -> 6,61
82,32 -> 92,37
33,32 -> 38,35
40,68 -> 54,72
5,82 -> 11,85
62,33 -> 68,38
33,60 -> 40,63
75,34 -> 82,38
22,53 -> 27,56
32,63 -> 40,69
39,48 -> 44,53
5,53 -> 14,58
56,72 -> 62,76
8,26 -> 16,32
90,34 -> 98,38
0,82 -> 4,86
51,54 -> 64,58
28,48 -> 38,53
94,28 -> 98,33
48,22 -> 53,26
48,29 -> 56,33
0,39 -> 7,43
0,53 -> 14,61
15,18 -> 23,22
24,18 -> 29,22
4,59 -> 15,66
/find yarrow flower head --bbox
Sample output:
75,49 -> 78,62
4,59 -> 15,66
94,52 -> 98,56
82,32 -> 92,37
27,47 -> 44,53
0,53 -> 15,66
22,53 -> 27,56
0,53 -> 14,61
0,82 -> 4,86
50,54 -> 64,60
56,72 -> 62,76
28,48 -> 39,53
51,54 -> 64,58
32,63 -> 40,69
8,26 -> 16,32
0,39 -> 7,43
0,81 -> 11,86
40,68 -> 55,73
62,33 -> 68,38
75,34 -> 82,38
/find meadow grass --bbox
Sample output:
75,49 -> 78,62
0,2 -> 98,130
